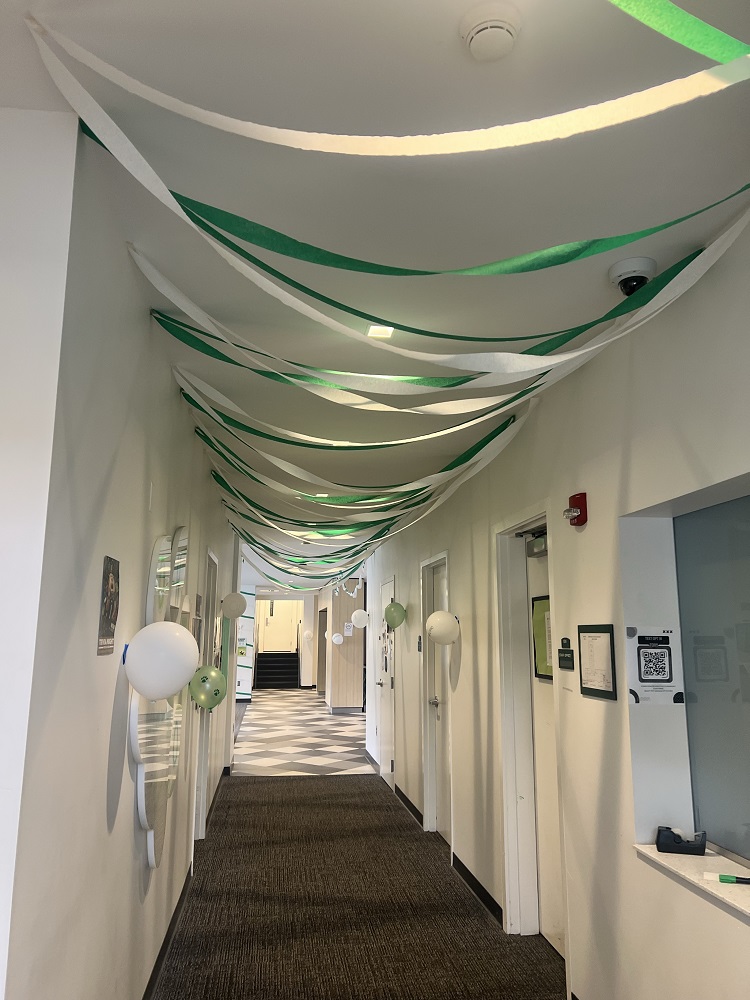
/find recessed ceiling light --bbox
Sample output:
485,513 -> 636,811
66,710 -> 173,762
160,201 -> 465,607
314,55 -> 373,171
367,325 -> 394,339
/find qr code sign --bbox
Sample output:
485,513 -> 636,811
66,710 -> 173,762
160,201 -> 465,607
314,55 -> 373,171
637,646 -> 672,683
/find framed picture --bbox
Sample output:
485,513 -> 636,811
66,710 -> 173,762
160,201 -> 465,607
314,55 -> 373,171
578,624 -> 617,700
532,595 -> 553,679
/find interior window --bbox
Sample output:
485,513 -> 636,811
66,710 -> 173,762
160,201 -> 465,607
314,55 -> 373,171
674,496 -> 750,862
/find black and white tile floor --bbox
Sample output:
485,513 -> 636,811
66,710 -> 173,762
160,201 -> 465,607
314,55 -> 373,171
232,688 -> 376,777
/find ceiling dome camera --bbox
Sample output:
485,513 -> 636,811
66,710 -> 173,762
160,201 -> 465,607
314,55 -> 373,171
608,257 -> 657,297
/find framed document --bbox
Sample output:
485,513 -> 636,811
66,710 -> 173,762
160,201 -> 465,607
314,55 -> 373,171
532,595 -> 553,679
578,624 -> 617,700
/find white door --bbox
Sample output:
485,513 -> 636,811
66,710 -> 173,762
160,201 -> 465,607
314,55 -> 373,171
527,543 -> 565,957
432,562 -> 452,843
423,559 -> 452,843
257,599 -> 302,652
377,580 -> 395,787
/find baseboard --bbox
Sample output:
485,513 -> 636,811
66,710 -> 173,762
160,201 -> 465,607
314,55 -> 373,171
142,867 -> 192,1000
451,854 -> 503,928
394,785 -> 423,827
571,994 -> 581,1000
205,772 -> 226,832
329,706 -> 364,715
299,684 -> 314,689
365,750 -> 379,770
222,765 -> 231,776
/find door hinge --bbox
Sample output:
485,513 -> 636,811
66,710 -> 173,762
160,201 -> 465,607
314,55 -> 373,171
390,759 -> 394,773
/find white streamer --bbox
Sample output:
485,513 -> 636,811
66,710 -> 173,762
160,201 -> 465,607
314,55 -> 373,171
33,17 -> 750,156
30,22 -> 743,382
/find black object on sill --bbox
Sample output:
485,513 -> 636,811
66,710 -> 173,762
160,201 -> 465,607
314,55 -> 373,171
656,826 -> 706,855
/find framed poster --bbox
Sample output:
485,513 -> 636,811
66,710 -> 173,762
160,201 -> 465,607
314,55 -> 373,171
532,595 -> 553,679
578,624 -> 617,700
97,555 -> 120,656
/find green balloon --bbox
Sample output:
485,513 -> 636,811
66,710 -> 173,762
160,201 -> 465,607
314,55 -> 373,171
384,601 -> 406,629
189,666 -> 227,711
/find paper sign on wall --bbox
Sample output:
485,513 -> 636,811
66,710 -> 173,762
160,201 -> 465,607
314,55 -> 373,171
344,622 -> 354,636
626,625 -> 685,705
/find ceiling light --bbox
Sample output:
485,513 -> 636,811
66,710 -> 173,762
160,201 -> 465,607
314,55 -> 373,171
460,2 -> 521,62
367,325 -> 394,339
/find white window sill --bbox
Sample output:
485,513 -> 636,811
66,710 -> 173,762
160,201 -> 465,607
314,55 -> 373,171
636,844 -> 750,921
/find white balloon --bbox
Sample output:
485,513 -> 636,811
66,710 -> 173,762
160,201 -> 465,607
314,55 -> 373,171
125,621 -> 199,701
351,609 -> 369,629
332,632 -> 344,645
426,610 -> 460,645
221,592 -> 247,619
303,629 -> 313,641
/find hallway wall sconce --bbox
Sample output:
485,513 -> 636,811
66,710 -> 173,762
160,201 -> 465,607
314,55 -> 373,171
563,492 -> 588,527
124,621 -> 200,701
221,592 -> 247,619
426,610 -> 460,645
303,629 -> 314,641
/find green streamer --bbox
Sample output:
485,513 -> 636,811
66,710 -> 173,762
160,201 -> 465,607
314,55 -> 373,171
84,122 -> 738,344
608,0 -> 750,63
153,312 -> 478,386
524,249 -> 700,356
213,471 -> 398,534
175,181 -> 750,278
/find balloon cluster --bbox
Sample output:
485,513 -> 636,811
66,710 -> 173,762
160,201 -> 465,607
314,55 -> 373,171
188,666 -> 228,711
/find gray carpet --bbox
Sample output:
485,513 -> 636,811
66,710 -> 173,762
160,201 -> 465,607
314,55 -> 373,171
154,775 -> 566,999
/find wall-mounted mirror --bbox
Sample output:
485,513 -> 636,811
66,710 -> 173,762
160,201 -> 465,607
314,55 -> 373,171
145,534 -> 172,625
169,526 -> 189,622
129,687 -> 185,868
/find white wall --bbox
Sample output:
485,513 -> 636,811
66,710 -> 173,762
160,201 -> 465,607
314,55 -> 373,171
4,133 -> 234,1000
0,108 -> 78,999
366,224 -> 750,1000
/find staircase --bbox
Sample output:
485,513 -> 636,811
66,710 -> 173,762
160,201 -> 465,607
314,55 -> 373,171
254,651 -> 300,689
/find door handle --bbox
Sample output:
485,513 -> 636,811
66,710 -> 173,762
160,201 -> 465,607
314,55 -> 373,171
428,696 -> 439,706
376,680 -> 384,687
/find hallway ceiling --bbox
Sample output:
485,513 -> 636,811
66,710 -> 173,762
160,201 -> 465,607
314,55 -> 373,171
6,0 -> 750,587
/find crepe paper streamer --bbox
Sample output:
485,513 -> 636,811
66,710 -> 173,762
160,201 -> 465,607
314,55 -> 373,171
196,426 -> 431,511
153,311 -> 475,391
175,366 -> 540,451
226,407 -> 531,585
33,40 -> 740,380
152,311 -> 520,418
608,1 -> 750,64
176,182 -> 750,278
228,517 -> 382,566
34,17 -> 750,156
213,469 -> 401,532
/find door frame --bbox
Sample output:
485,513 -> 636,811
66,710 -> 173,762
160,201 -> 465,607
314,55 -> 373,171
420,552 -> 451,838
377,577 -> 396,787
495,509 -> 547,935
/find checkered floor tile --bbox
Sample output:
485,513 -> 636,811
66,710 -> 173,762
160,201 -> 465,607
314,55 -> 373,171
232,689 -> 376,777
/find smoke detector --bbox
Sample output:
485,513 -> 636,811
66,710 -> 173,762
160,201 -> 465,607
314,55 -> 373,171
460,2 -> 521,62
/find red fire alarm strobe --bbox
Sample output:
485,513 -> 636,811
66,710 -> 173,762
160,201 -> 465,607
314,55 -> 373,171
563,492 -> 587,527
